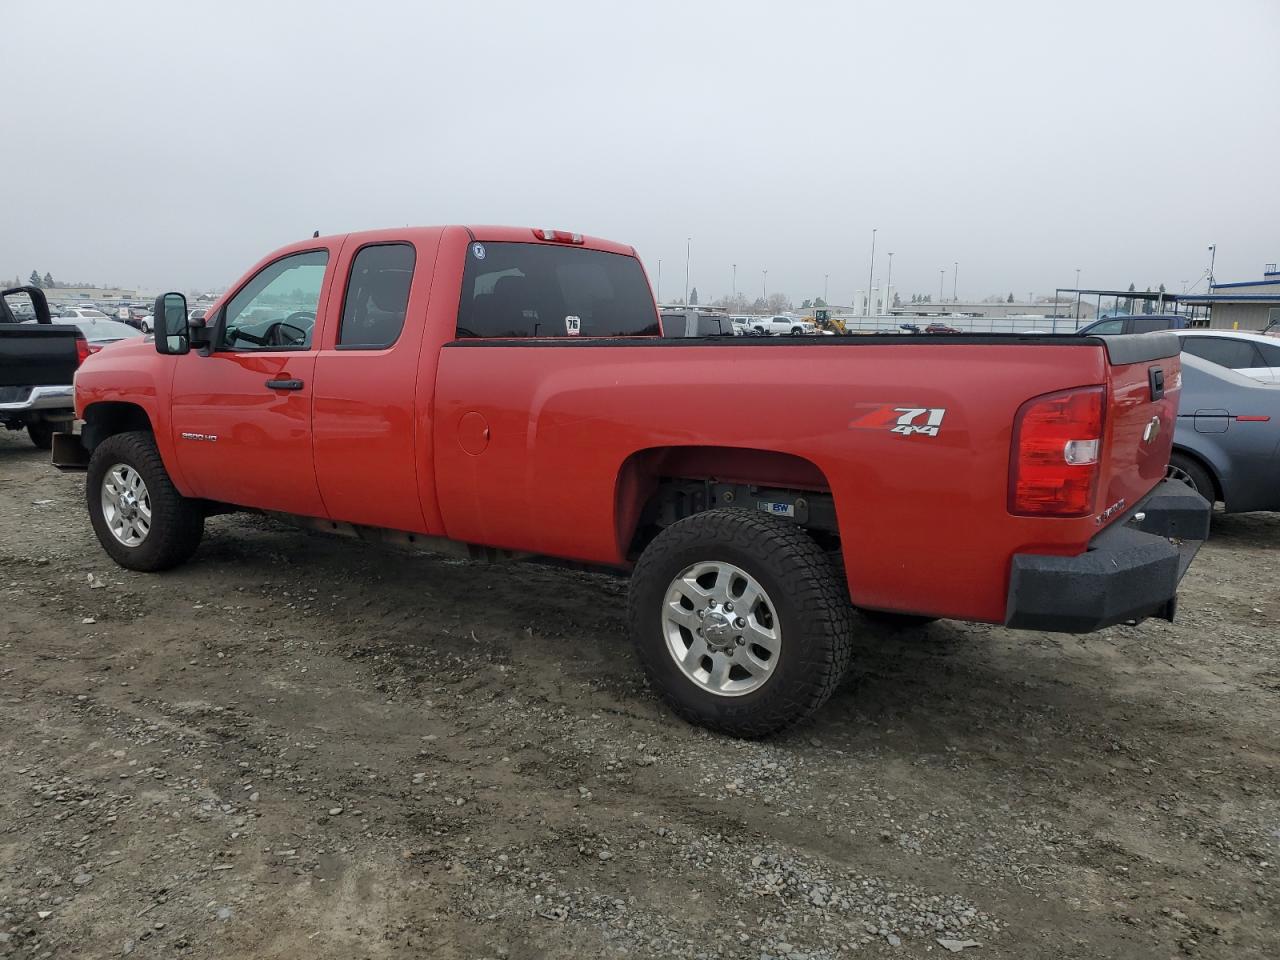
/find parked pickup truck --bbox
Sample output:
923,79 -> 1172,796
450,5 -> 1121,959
60,226 -> 1210,736
1,286 -> 86,448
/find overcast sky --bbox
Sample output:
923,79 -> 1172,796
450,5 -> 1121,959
5,0 -> 1278,302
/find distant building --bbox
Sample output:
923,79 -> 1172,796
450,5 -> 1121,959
1182,264 -> 1280,331
889,299 -> 1094,320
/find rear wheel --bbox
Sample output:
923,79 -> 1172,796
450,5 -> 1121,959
628,509 -> 854,738
1167,453 -> 1217,506
87,431 -> 204,571
27,422 -> 53,449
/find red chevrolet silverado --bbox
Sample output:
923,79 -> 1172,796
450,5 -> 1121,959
62,226 -> 1210,736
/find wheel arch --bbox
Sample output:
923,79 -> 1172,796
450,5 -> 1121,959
1169,443 -> 1223,504
81,401 -> 154,453
613,445 -> 835,558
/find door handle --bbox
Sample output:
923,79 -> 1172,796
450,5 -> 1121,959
265,378 -> 304,391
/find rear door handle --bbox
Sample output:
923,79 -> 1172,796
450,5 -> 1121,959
265,378 -> 304,391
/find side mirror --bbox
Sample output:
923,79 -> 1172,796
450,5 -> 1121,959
154,292 -> 189,355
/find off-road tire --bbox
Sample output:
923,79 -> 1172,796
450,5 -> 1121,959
27,422 -> 54,449
87,430 -> 204,571
1168,452 -> 1217,506
628,509 -> 855,738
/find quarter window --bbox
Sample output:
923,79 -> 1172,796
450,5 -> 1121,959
338,243 -> 415,349
221,250 -> 328,351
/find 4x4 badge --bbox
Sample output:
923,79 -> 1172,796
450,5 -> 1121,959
849,405 -> 947,438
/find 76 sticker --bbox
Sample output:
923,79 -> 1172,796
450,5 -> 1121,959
849,405 -> 947,438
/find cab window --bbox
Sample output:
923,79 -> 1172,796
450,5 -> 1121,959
221,250 -> 328,351
456,241 -> 659,338
338,243 -> 415,349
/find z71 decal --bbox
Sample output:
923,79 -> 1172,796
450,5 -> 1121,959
849,405 -> 947,438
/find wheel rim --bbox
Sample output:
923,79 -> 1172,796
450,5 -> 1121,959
662,561 -> 781,697
100,463 -> 152,547
1166,463 -> 1199,495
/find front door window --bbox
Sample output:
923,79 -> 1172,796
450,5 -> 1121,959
221,250 -> 329,350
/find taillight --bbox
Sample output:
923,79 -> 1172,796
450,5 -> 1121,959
533,228 -> 584,244
1009,385 -> 1106,517
75,334 -> 91,366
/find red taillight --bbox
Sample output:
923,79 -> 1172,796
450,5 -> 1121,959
533,228 -> 584,244
1009,385 -> 1106,517
75,335 -> 91,366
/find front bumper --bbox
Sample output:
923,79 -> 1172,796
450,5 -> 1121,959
1004,479 -> 1210,633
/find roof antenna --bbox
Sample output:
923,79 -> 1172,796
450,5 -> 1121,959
312,229 -> 320,238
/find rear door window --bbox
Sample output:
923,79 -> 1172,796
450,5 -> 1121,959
338,243 -> 415,349
1180,337 -> 1263,370
456,242 -> 659,339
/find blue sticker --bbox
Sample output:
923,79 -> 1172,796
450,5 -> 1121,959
472,242 -> 486,260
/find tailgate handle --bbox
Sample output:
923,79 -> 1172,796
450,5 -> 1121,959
265,378 -> 304,391
1148,366 -> 1165,401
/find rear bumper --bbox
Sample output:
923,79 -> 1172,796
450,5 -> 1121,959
0,384 -> 75,416
1004,479 -> 1210,633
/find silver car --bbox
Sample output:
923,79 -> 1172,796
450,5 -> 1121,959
1169,353 -> 1280,513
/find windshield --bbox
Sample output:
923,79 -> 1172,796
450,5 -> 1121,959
457,241 -> 659,338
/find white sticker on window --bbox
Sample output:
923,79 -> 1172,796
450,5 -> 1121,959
471,242 -> 486,260
565,315 -> 582,336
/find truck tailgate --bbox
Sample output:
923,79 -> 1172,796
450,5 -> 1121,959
1096,333 -> 1181,525
0,324 -> 80,391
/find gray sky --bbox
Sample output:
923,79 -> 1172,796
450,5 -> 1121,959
5,0 -> 1278,302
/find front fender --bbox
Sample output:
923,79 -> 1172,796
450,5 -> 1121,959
75,346 -> 188,495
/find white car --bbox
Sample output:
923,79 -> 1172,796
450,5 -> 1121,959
59,307 -> 112,323
1174,329 -> 1280,385
749,315 -> 814,337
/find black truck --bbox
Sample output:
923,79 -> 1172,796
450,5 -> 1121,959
1,286 -> 84,448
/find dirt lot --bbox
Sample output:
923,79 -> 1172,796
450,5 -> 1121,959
1,430 -> 1277,960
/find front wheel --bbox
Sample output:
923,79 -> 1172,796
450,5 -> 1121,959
87,431 -> 204,571
628,509 -> 854,738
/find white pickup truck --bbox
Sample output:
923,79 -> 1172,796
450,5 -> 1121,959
749,314 -> 815,336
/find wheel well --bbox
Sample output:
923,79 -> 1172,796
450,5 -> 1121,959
615,446 -> 837,558
82,402 -> 153,452
1170,445 -> 1222,503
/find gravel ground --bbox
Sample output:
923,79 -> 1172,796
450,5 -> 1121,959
1,429 -> 1277,959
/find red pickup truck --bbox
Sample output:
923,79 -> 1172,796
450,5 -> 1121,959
64,225 -> 1209,736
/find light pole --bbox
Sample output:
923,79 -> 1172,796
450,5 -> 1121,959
683,237 -> 691,305
1075,268 -> 1082,324
939,269 -> 944,305
1208,244 -> 1217,288
823,274 -> 828,303
732,263 -> 737,299
866,228 -> 877,317
952,261 -> 958,302
762,269 -> 768,301
885,253 -> 894,309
